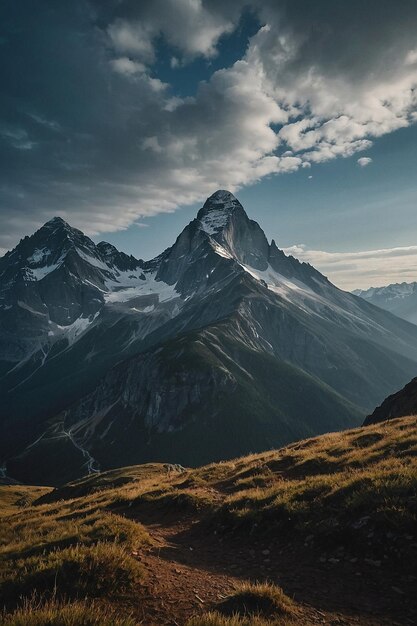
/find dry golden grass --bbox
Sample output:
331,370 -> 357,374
17,416 -> 416,556
2,541 -> 144,606
1,506 -> 149,559
0,597 -> 137,625
1,416 -> 416,624
0,485 -> 50,514
217,582 -> 297,619
0,483 -> 151,612
209,416 -> 417,545
90,416 -> 416,559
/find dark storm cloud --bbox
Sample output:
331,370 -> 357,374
0,0 -> 416,252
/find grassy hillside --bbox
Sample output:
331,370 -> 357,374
1,416 -> 416,625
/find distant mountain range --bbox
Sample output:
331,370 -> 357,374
2,190 -> 417,485
353,282 -> 417,325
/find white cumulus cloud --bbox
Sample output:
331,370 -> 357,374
357,157 -> 373,167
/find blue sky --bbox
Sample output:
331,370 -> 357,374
1,1 -> 417,289
98,122 -> 417,255
95,77 -> 417,290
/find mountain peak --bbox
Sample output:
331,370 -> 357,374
201,190 -> 242,214
97,241 -> 118,254
34,216 -> 78,240
28,216 -> 85,252
197,190 -> 244,236
42,216 -> 71,229
206,189 -> 239,206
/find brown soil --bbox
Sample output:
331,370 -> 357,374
124,507 -> 416,626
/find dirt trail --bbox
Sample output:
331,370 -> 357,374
136,521 -> 238,625
127,512 -> 414,626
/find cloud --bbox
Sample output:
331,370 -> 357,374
283,243 -> 417,290
105,0 -> 239,63
247,1 -> 417,164
0,0 -> 417,253
405,49 -> 417,65
108,20 -> 155,62
110,57 -> 146,75
0,126 -> 36,151
357,157 -> 373,167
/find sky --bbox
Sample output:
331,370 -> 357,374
1,0 -> 417,290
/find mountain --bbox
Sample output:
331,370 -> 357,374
365,376 -> 417,424
3,190 -> 417,484
353,282 -> 417,325
0,216 -> 145,370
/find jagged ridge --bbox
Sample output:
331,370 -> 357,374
3,191 -> 417,483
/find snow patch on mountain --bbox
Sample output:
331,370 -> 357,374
241,263 -> 320,312
57,312 -> 100,344
29,261 -> 62,281
105,268 -> 145,287
199,209 -> 231,235
25,250 -> 67,281
241,263 -> 389,333
105,271 -> 178,304
199,190 -> 240,235
27,247 -> 49,264
24,245 -> 135,283
131,304 -> 155,313
76,249 -> 109,270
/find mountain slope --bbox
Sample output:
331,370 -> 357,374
353,281 -> 417,325
3,190 -> 417,483
7,326 -> 361,485
2,416 -> 416,625
365,376 -> 417,424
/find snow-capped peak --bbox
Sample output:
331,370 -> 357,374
198,190 -> 242,235
44,216 -> 67,225
41,216 -> 73,231
354,282 -> 417,300
353,280 -> 417,324
206,190 -> 239,206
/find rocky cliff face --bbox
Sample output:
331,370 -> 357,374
365,377 -> 417,424
3,190 -> 417,484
